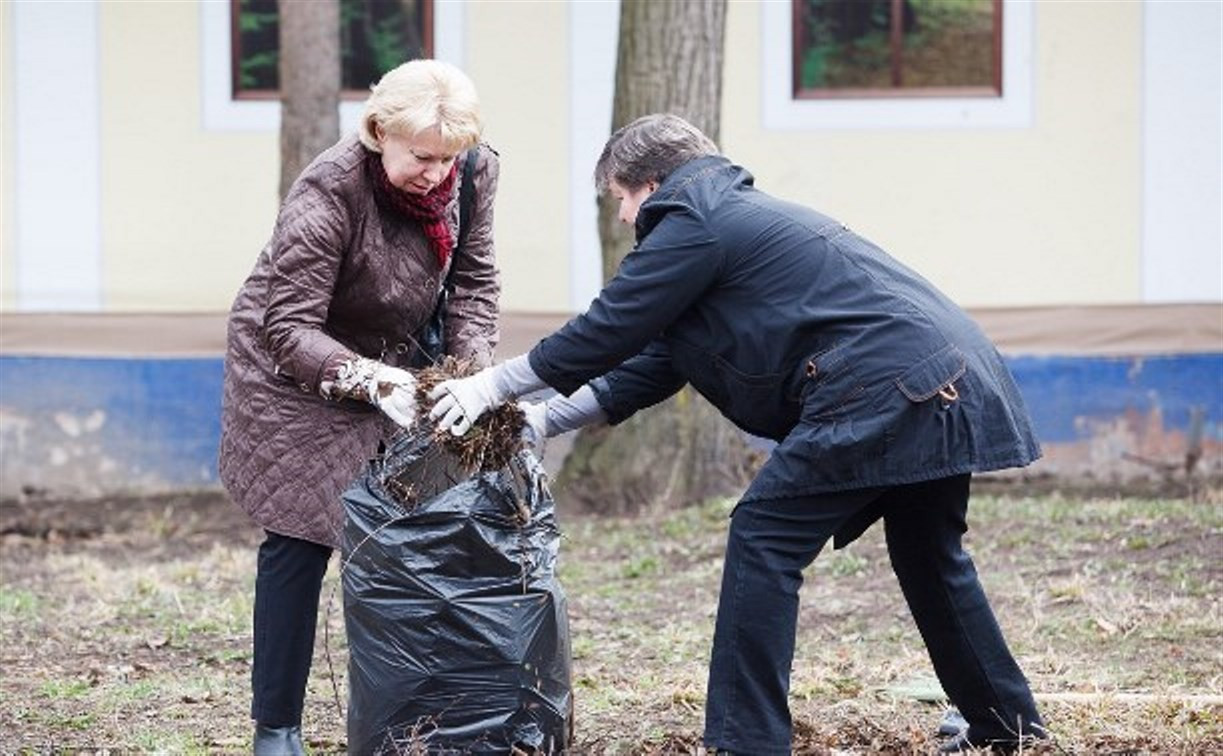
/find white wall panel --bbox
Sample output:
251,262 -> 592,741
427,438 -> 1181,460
1141,0 -> 1222,303
568,0 -> 617,310
14,0 -> 101,310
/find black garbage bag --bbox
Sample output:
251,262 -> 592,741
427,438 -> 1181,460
342,430 -> 572,755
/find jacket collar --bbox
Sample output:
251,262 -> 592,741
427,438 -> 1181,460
634,155 -> 747,240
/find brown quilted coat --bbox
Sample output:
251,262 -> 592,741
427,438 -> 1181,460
218,135 -> 500,547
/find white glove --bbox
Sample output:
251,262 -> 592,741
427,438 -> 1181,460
366,364 -> 417,430
518,400 -> 548,455
428,365 -> 507,436
326,356 -> 418,429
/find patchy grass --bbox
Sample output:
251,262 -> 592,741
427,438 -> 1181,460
0,486 -> 1220,753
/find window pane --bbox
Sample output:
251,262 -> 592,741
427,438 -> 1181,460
237,0 -> 279,92
340,0 -> 428,92
797,0 -> 998,95
234,0 -> 430,98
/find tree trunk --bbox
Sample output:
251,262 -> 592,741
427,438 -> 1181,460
278,0 -> 341,201
556,0 -> 760,516
599,0 -> 726,278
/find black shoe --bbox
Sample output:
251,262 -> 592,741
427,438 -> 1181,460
937,708 -> 969,737
254,723 -> 306,756
938,729 -> 1046,754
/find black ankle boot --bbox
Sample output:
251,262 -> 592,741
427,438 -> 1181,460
254,723 -> 306,756
937,708 -> 969,737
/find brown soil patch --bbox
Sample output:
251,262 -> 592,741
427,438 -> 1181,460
1,488 -> 1219,754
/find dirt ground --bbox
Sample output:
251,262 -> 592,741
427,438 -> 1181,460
1,484 -> 1220,754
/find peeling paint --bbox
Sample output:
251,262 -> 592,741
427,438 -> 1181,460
53,410 -> 105,437
84,410 -> 106,433
54,412 -> 82,437
1125,356 -> 1144,382
1,356 -> 223,498
0,410 -> 33,452
0,353 -> 1219,499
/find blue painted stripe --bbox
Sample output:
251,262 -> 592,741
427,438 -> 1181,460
1008,353 -> 1223,443
0,356 -> 224,488
0,352 -> 1219,494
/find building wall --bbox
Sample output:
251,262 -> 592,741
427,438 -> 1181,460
725,1 -> 1144,308
465,1 -> 572,316
4,1 -> 1217,314
1,2 -> 14,308
1,1 -> 580,314
1141,0 -> 1223,301
1,308 -> 1219,498
99,1 -> 274,311
1,0 -> 1220,499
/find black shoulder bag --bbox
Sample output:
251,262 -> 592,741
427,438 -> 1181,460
410,148 -> 479,368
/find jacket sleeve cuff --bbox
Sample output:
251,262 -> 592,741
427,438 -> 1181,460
494,353 -> 548,398
589,376 -> 633,425
528,346 -> 586,396
544,384 -> 607,436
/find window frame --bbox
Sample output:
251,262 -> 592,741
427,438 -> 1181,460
201,0 -> 464,132
228,0 -> 435,102
761,0 -> 1031,131
791,0 -> 1003,100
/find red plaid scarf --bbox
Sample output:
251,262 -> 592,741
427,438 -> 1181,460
366,150 -> 459,267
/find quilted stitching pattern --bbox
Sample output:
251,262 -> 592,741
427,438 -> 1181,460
219,136 -> 500,546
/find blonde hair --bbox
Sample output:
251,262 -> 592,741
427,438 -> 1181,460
359,59 -> 483,153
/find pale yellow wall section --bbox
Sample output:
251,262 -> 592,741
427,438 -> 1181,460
466,1 -> 570,314
722,1 -> 1142,308
55,1 -> 1142,314
99,1 -> 278,312
1,2 -> 15,309
97,1 -> 569,314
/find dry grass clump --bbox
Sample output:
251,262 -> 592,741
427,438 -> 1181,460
413,356 -> 526,473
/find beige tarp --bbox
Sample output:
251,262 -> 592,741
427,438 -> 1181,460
1,304 -> 1219,358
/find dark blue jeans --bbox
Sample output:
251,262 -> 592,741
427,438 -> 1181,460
250,531 -> 333,727
703,475 -> 1042,754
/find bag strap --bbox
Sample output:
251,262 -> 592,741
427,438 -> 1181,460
444,147 -> 480,289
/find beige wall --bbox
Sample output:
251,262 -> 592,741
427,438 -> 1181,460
100,1 -> 278,311
1,2 -> 14,308
3,0 -> 1149,315
466,0 -> 571,314
99,0 -> 574,314
722,1 -> 1142,309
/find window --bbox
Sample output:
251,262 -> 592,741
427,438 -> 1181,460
231,0 -> 433,100
793,0 -> 1001,99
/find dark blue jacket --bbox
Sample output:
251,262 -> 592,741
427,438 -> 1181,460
529,156 -> 1040,503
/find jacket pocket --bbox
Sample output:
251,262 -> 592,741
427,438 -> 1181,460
801,342 -> 849,389
710,355 -> 792,417
711,353 -> 789,389
894,344 -> 966,402
799,343 -> 866,421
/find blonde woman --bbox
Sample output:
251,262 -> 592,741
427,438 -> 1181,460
218,59 -> 500,754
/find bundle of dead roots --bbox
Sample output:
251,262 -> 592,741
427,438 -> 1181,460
413,356 -> 527,473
